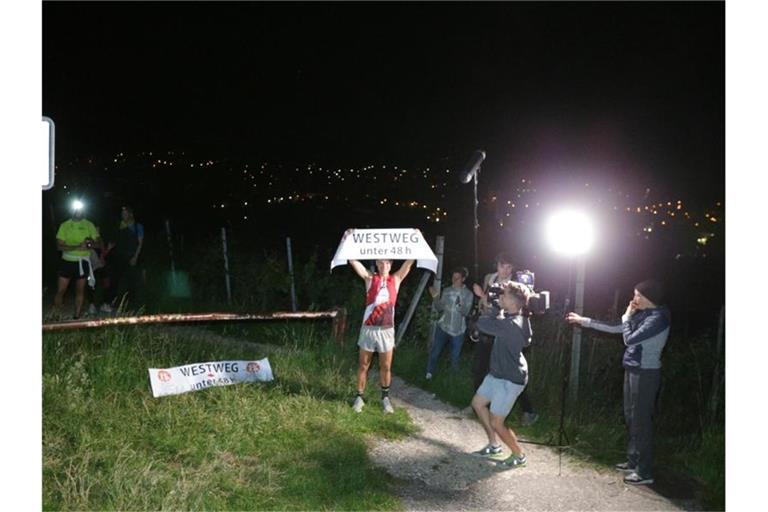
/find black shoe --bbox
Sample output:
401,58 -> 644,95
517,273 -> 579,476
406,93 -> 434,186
623,471 -> 654,485
615,461 -> 636,473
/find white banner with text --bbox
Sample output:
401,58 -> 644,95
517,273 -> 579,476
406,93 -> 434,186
148,359 -> 274,398
330,228 -> 438,273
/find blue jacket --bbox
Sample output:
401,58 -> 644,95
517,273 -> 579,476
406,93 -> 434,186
582,306 -> 671,369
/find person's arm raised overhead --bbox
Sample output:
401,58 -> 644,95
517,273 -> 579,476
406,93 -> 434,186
394,259 -> 415,283
348,259 -> 372,282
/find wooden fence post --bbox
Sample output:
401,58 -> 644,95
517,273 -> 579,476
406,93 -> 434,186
708,304 -> 725,423
221,227 -> 232,304
427,236 -> 445,347
286,237 -> 298,311
332,307 -> 348,344
396,271 -> 431,346
165,219 -> 176,284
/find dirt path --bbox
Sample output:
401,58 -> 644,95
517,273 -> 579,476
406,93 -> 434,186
369,375 -> 699,511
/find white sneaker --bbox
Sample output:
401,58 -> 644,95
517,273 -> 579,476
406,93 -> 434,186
472,444 -> 504,457
352,396 -> 365,413
623,471 -> 654,485
425,372 -> 433,380
87,304 -> 97,315
382,397 -> 394,414
100,304 -> 113,313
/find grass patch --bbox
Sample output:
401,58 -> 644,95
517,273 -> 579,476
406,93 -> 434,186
43,322 -> 414,510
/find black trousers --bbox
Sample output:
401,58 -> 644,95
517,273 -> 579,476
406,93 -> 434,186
624,368 -> 661,478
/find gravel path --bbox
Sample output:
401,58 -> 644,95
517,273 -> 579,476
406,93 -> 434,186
369,375 -> 699,512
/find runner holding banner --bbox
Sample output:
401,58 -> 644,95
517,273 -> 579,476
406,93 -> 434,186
332,228 -> 436,415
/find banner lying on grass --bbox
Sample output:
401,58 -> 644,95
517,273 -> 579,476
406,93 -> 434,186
148,359 -> 273,398
330,228 -> 438,273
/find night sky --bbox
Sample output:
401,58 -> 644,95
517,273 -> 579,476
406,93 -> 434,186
43,2 -> 724,202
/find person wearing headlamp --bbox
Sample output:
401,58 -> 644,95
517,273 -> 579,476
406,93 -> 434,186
52,200 -> 102,319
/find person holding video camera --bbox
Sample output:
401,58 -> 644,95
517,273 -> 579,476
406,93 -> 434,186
53,201 -> 102,319
470,281 -> 533,468
471,253 -> 539,425
425,266 -> 474,380
566,280 -> 670,486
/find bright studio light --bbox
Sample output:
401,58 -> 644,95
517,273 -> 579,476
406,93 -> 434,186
71,199 -> 84,211
546,209 -> 594,256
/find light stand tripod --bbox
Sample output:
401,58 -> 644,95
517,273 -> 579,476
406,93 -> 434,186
520,266 -> 574,477
556,262 -> 575,474
555,301 -> 573,475
472,165 -> 480,281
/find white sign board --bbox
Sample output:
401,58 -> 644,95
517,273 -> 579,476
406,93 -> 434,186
148,358 -> 273,398
330,228 -> 438,273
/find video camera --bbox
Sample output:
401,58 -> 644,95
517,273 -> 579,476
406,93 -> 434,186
485,270 -> 550,316
514,270 -> 550,315
468,269 -> 551,342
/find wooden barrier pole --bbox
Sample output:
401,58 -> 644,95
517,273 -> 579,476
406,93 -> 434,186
43,310 -> 343,332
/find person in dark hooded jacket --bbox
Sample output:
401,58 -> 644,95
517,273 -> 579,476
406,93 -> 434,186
566,280 -> 670,486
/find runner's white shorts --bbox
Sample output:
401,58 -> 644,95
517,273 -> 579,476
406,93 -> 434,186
357,326 -> 395,353
477,374 -> 525,417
